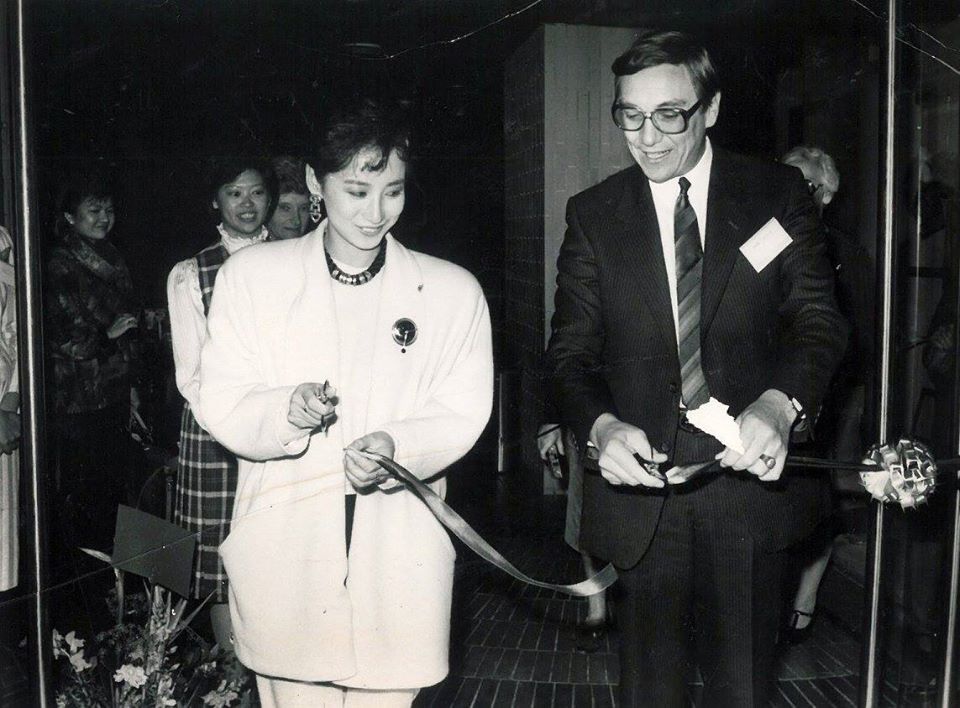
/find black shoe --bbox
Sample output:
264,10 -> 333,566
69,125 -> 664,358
782,609 -> 815,645
576,618 -> 607,653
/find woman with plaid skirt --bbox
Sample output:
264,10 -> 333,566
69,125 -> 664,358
166,156 -> 277,643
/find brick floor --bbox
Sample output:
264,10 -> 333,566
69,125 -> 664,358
413,493 -> 934,707
0,488 -> 946,706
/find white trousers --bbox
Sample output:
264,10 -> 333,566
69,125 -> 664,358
256,675 -> 419,708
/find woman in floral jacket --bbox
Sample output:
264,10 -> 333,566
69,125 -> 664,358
45,172 -> 141,555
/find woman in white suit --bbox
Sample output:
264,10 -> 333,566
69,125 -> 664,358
199,97 -> 493,707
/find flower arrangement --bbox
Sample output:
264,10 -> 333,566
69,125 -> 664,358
53,550 -> 252,707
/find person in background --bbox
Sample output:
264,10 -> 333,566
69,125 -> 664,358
537,422 -> 609,652
0,226 -> 19,592
199,96 -> 492,707
45,172 -> 141,554
167,156 -> 277,646
780,146 -> 874,642
266,155 -> 312,241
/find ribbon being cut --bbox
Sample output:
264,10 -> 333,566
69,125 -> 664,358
595,397 -> 940,509
354,401 -> 946,600
83,415 -> 941,605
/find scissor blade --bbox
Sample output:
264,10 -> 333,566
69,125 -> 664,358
664,461 -> 716,485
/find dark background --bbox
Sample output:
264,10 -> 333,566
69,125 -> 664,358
28,0 -> 929,308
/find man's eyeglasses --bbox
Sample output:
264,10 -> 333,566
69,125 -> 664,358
611,99 -> 703,134
805,180 -> 822,196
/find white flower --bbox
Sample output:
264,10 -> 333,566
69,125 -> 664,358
63,631 -> 85,654
51,630 -> 64,658
201,687 -> 240,708
55,695 -> 67,708
113,664 -> 148,689
68,651 -> 94,673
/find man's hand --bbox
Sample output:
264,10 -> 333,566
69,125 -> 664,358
344,431 -> 397,490
592,413 -> 668,488
287,381 -> 337,431
717,389 -> 797,481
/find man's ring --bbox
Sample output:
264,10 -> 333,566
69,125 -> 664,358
760,454 -> 776,470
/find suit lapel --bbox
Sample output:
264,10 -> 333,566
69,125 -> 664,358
613,167 -> 676,354
701,149 -> 748,337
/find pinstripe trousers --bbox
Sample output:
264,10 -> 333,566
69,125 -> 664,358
617,428 -> 784,708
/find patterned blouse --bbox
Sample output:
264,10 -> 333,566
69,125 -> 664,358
44,231 -> 141,415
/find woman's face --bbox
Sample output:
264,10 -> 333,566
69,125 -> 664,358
213,169 -> 271,239
267,192 -> 311,240
320,148 -> 406,267
66,196 -> 115,240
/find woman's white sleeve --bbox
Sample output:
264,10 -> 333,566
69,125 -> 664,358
166,260 -> 210,428
199,260 -> 309,460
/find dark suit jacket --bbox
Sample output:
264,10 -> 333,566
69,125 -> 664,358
546,147 -> 848,568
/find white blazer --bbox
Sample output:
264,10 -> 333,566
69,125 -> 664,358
199,227 -> 493,688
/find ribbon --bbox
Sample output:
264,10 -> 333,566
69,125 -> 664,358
583,437 -> 944,509
354,450 -> 617,597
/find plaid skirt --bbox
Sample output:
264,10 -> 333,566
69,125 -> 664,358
175,403 -> 238,601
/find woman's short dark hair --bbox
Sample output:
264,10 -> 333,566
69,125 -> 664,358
203,155 -> 279,209
310,96 -> 411,179
55,170 -> 115,237
612,30 -> 720,105
272,155 -> 309,196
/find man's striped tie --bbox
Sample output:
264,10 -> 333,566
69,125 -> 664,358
675,176 -> 710,409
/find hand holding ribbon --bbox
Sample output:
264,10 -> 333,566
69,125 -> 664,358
352,449 -> 617,597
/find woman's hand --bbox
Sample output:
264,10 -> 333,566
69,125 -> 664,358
0,391 -> 20,454
344,431 -> 398,490
107,313 -> 139,340
0,411 -> 20,455
536,424 -> 564,460
287,381 -> 337,431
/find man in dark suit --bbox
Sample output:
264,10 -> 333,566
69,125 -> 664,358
546,31 -> 847,706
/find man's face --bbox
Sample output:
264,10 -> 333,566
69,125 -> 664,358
615,63 -> 719,183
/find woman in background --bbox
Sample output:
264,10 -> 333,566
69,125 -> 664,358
167,156 -> 276,644
266,155 -> 312,241
0,225 -> 19,592
45,172 -> 141,553
199,97 -> 493,707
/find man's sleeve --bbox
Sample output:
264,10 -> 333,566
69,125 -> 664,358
545,197 -> 617,449
770,172 -> 850,418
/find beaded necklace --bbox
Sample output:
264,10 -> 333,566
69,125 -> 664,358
324,242 -> 386,286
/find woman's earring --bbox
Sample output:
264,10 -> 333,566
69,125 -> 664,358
309,194 -> 323,223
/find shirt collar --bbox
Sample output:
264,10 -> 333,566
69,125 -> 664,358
647,138 -> 714,199
217,223 -> 268,255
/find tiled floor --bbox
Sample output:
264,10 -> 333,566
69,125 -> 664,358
0,480 -> 948,706
413,490 -> 938,707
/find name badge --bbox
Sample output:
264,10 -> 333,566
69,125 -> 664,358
739,217 -> 792,273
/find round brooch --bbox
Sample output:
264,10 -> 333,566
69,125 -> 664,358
392,319 -> 418,353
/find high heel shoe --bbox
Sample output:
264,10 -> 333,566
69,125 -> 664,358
576,617 -> 608,653
782,609 -> 816,645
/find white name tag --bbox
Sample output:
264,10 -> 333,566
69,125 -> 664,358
739,217 -> 792,273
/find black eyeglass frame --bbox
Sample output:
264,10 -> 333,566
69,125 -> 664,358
805,179 -> 823,196
611,99 -> 704,134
